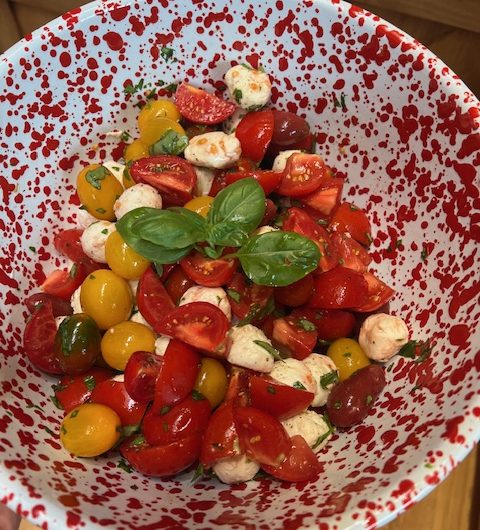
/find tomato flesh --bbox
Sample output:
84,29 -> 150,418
309,266 -> 369,309
330,232 -> 371,273
274,273 -> 314,307
272,317 -> 318,360
300,177 -> 344,215
41,263 -> 87,301
164,265 -> 195,304
136,266 -> 175,329
201,400 -> 239,467
226,272 -> 273,321
277,154 -> 329,197
235,110 -> 274,163
25,293 -> 73,317
330,202 -> 372,246
353,272 -> 395,312
225,169 -> 283,196
124,350 -> 163,403
180,251 -> 237,288
54,229 -> 101,273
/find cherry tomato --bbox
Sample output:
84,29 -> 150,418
141,117 -> 186,147
225,168 -> 283,196
353,272 -> 395,313
274,273 -> 314,307
175,82 -> 236,125
235,110 -> 274,162
130,155 -> 196,206
142,394 -> 211,445
309,266 -> 369,309
120,432 -> 202,477
180,251 -> 237,288
290,308 -> 356,342
262,435 -> 321,482
124,351 -> 162,403
330,232 -> 371,273
226,272 -> 273,321
54,229 -> 101,272
155,302 -> 230,356
41,263 -> 87,301
101,321 -> 156,371
327,338 -> 370,381
138,99 -> 182,144
300,177 -> 344,215
184,195 -> 214,218
330,202 -> 372,246
249,375 -> 314,420
136,266 -> 175,329
54,314 -> 101,375
271,110 -> 310,146
23,300 -> 62,374
124,139 -> 149,163
60,403 -> 121,457
272,316 -> 318,360
25,293 -> 73,317
194,357 -> 228,408
163,265 -> 196,304
326,364 -> 386,427
277,154 -> 329,197
234,406 -> 291,467
105,230 -> 151,280
261,198 -> 278,225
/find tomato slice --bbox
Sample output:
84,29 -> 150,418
124,350 -> 163,403
309,266 -> 369,309
130,155 -> 197,206
201,400 -> 240,467
164,265 -> 196,304
25,293 -> 73,317
274,273 -> 314,307
262,435 -> 322,482
224,368 -> 250,407
120,433 -> 202,477
277,154 -> 329,197
235,110 -> 274,163
152,339 -> 200,414
234,406 -> 291,467
54,229 -> 102,273
226,272 -> 274,321
175,82 -> 237,125
142,394 -> 211,446
225,168 -> 283,196
249,375 -> 314,420
155,302 -> 230,355
23,300 -> 62,374
353,272 -> 395,312
41,263 -> 87,300
136,266 -> 175,329
180,251 -> 237,288
300,177 -> 344,215
290,307 -> 356,341
330,232 -> 371,273
272,316 -> 318,360
330,202 -> 372,246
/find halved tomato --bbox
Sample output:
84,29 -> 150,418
290,307 -> 356,342
136,266 -> 175,329
353,272 -> 395,312
235,110 -> 274,163
309,266 -> 369,309
180,251 -> 237,288
164,265 -> 196,304
330,202 -> 372,246
54,229 -> 101,273
41,263 -> 87,300
201,400 -> 239,467
272,316 -> 318,360
330,232 -> 371,273
274,273 -> 314,307
124,350 -> 163,404
277,154 -> 329,197
225,169 -> 283,196
300,177 -> 344,215
226,272 -> 274,321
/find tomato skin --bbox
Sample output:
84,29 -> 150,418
309,266 -> 369,309
330,232 -> 371,273
235,110 -> 274,163
194,357 -> 228,408
136,266 -> 175,329
41,263 -> 87,301
272,317 -> 318,360
164,265 -> 196,304
271,111 -> 310,146
25,293 -> 73,317
226,272 -> 274,321
300,177 -> 344,215
130,155 -> 197,206
142,394 -> 211,446
330,202 -> 372,246
353,272 -> 395,313
124,351 -> 163,403
224,368 -> 250,407
249,376 -> 314,420
277,154 -> 329,197
208,170 -> 228,197
262,435 -> 322,482
225,168 -> 283,196
175,82 -> 236,125
261,198 -> 277,225
180,251 -> 237,288
234,406 -> 291,466
121,432 -> 202,477
54,229 -> 103,273
326,364 -> 386,428
290,307 -> 356,341
274,273 -> 314,307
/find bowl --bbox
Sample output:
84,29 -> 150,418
1,0 -> 479,528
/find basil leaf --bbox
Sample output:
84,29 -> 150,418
85,166 -> 108,190
236,231 -> 320,286
149,129 -> 189,156
320,370 -> 339,390
253,340 -> 284,361
206,222 -> 249,248
168,207 -> 207,233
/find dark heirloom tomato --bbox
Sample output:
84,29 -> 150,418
330,202 -> 372,246
309,266 -> 369,309
249,375 -> 314,420
274,273 -> 314,307
326,364 -> 386,428
300,177 -> 344,215
226,272 -> 273,321
235,110 -> 274,163
272,316 -> 317,360
201,400 -> 239,467
353,272 -> 395,313
271,110 -> 310,146
277,154 -> 329,197
120,432 -> 202,477
124,350 -> 163,403
41,263 -> 87,301
130,155 -> 197,206
180,251 -> 237,288
164,265 -> 195,304
175,82 -> 236,125
290,307 -> 356,341
225,168 -> 283,196
25,292 -> 73,317
53,314 -> 101,375
136,266 -> 175,329
23,301 -> 62,374
330,232 -> 371,273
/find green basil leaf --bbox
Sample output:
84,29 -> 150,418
149,129 -> 189,156
206,222 -> 249,248
85,166 -> 108,190
236,231 -> 320,286
253,340 -> 284,361
203,246 -> 224,259
168,207 -> 207,233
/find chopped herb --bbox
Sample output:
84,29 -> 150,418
226,288 -> 241,303
292,381 -> 306,390
412,384 -> 423,392
365,232 -> 373,245
101,228 -> 109,235
267,385 -> 276,395
160,405 -> 171,415
43,426 -> 56,436
118,458 -> 133,473
320,370 -> 339,390
343,351 -> 352,358
70,409 -> 79,418
425,462 -> 434,469
317,218 -> 329,226
79,205 -> 86,210
124,78 -> 144,95
150,129 -> 189,156
233,88 -> 243,104
338,258 -> 345,265
145,87 -> 157,100
241,63 -> 253,70
50,395 -> 64,410
61,425 -> 67,435
317,339 -> 332,348
396,239 -> 403,248
365,394 -> 373,405
130,434 -> 145,447
246,104 -> 264,112
26,403 -> 44,412
398,339 -> 433,363
120,130 -> 132,142
123,167 -> 132,182
28,246 -> 36,252
386,363 -> 394,372
191,462 -> 205,483
122,424 -> 140,437
131,485 -> 138,490
162,422 -> 169,432
69,263 -> 78,278
349,204 -> 359,211
253,340 -> 284,362
333,401 -> 342,410
238,296 -> 275,326
333,92 -> 347,111
84,375 -> 96,391
312,414 -> 335,449
398,340 -> 416,359
85,165 -> 107,190
163,82 -> 178,93
421,248 -> 429,261
192,389 -> 206,401
96,208 -> 106,214
160,46 -> 175,62
298,318 -> 316,332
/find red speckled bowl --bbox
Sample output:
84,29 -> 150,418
1,1 -> 479,528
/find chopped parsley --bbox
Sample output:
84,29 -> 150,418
421,248 -> 429,261
70,409 -> 79,418
319,370 -> 339,390
333,401 -> 342,410
69,263 -> 78,278
130,434 -> 145,447
298,318 -> 316,332
160,46 -> 175,62
292,381 -> 306,390
192,389 -> 206,401
149,129 -> 188,156
120,131 -> 132,142
28,246 -> 36,252
84,375 -> 96,391
233,88 -> 243,104
124,78 -> 145,95
398,339 -> 432,363
312,414 -> 335,449
253,340 -> 284,362
118,458 -> 133,473
333,92 -> 347,111
101,228 -> 109,235
365,394 -> 373,405
96,208 -> 106,214
85,165 -> 107,190
160,405 -> 171,415
191,463 -> 205,483
226,288 -> 241,303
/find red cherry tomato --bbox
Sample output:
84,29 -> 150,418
226,272 -> 273,321
290,307 -> 356,342
54,229 -> 101,273
164,265 -> 196,304
262,435 -> 322,482
249,375 -> 314,420
136,266 -> 175,329
300,177 -> 344,215
225,168 -> 283,196
155,302 -> 230,356
277,154 -> 329,197
234,406 -> 291,467
41,263 -> 87,301
272,316 -> 318,360
353,272 -> 395,313
224,368 -> 250,407
120,433 -> 202,477
175,82 -> 236,125
330,232 -> 371,273
261,198 -> 278,225
23,301 -> 62,374
330,202 -> 372,246
124,350 -> 163,403
274,273 -> 314,307
309,266 -> 369,309
152,339 -> 200,414
142,394 -> 211,446
235,110 -> 274,163
271,111 -> 310,146
25,293 -> 73,317
180,251 -> 237,288
130,155 -> 197,206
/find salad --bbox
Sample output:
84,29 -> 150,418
22,62 -> 422,484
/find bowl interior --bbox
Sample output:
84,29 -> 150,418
1,0 -> 479,528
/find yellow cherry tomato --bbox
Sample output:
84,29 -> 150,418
138,117 -> 186,146
124,139 -> 149,163
80,270 -> 133,330
184,196 -> 214,218
327,338 -> 370,381
101,321 -> 156,371
194,357 -> 228,408
60,403 -> 121,457
105,231 -> 151,280
138,99 -> 181,131
76,164 -> 123,221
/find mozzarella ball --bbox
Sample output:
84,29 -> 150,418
179,286 -> 232,320
114,183 -> 162,220
80,220 -> 115,263
103,160 -> 126,185
227,324 -> 275,373
155,335 -> 171,357
130,309 -> 152,329
184,132 -> 241,169
282,411 -> 332,452
302,354 -> 338,407
254,225 -> 279,236
270,358 -> 316,395
213,453 -> 260,484
194,166 -> 216,197
224,64 -> 271,110
76,207 -> 97,228
70,286 -> 83,314
223,107 -> 248,134
112,373 -> 125,383
359,313 -> 409,362
272,150 -> 302,171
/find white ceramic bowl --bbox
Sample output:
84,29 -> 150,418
1,1 -> 479,528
